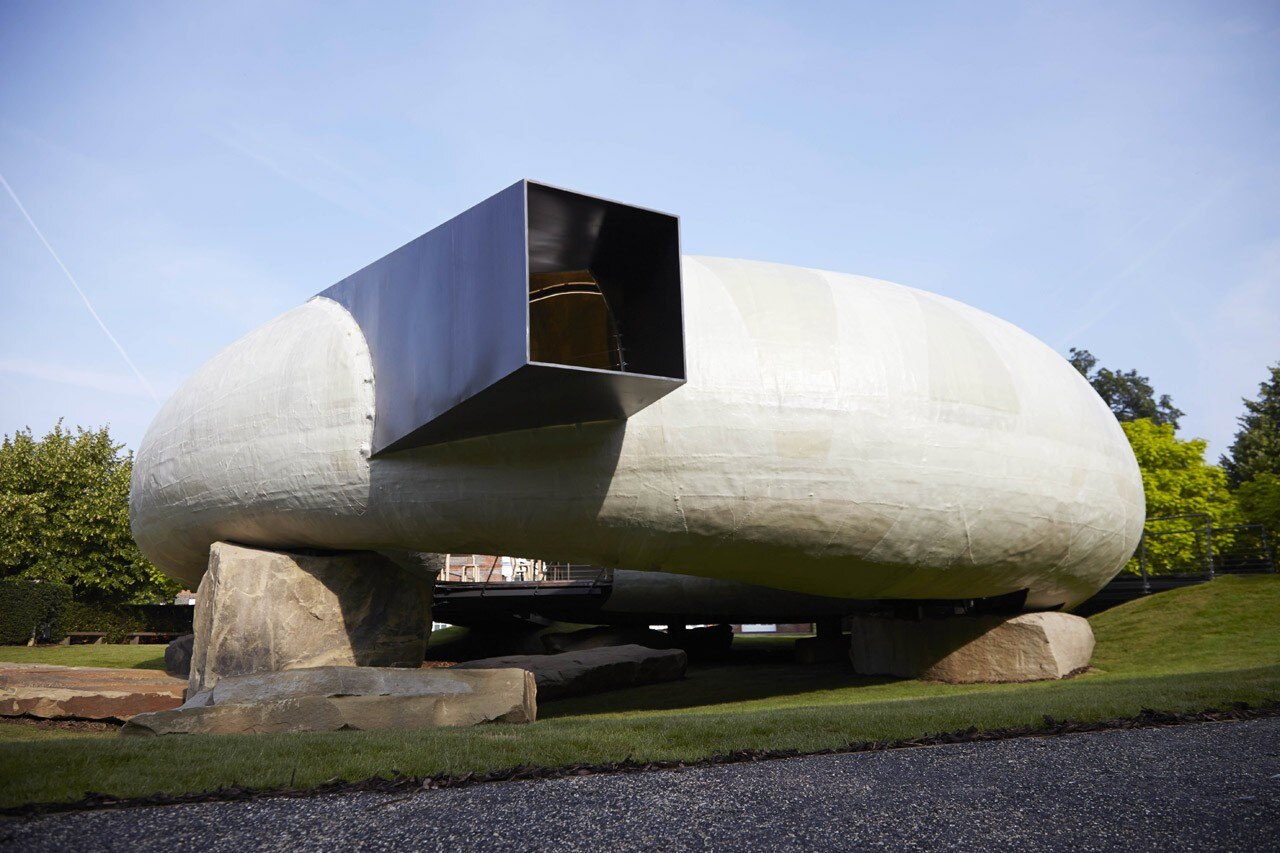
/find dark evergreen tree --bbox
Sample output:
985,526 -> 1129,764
1221,363 -> 1280,487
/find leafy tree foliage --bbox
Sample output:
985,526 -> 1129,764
1235,473 -> 1280,535
0,422 -> 178,604
1069,348 -> 1184,429
1220,363 -> 1280,487
1121,419 -> 1237,574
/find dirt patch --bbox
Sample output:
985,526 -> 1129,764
0,716 -> 119,734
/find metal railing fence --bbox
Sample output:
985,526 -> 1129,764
1132,514 -> 1274,593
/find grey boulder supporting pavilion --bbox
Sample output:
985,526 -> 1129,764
188,542 -> 433,695
130,180 -> 1145,686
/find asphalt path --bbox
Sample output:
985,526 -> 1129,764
4,717 -> 1279,851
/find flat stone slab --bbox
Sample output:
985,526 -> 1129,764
541,626 -> 674,654
0,663 -> 186,721
848,612 -> 1095,683
122,665 -> 535,735
454,644 -> 687,700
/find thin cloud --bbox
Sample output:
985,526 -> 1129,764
214,124 -> 419,238
1,172 -> 160,404
1053,177 -> 1238,349
0,356 -> 157,398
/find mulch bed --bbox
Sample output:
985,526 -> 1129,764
3,701 -> 1276,818
0,716 -> 120,734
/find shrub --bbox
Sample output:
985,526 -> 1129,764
0,422 -> 179,605
62,601 -> 194,643
1122,419 -> 1239,575
0,580 -> 72,644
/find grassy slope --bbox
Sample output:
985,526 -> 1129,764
1090,574 -> 1280,676
1,576 -> 1277,808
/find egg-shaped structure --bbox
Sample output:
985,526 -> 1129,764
132,232 -> 1143,611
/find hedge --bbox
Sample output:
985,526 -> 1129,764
0,580 -> 72,644
62,602 -> 194,643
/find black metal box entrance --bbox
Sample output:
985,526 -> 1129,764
320,180 -> 685,454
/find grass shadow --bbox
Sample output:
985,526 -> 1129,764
541,640 -> 907,718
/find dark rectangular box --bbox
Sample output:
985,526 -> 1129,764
320,180 -> 684,453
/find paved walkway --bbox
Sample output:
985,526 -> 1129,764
4,718 -> 1279,851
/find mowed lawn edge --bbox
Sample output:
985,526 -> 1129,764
0,575 -> 1277,809
2,664 -> 1278,810
0,645 -> 166,670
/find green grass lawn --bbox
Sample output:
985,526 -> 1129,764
0,645 -> 166,671
0,721 -> 112,744
1,575 -> 1277,809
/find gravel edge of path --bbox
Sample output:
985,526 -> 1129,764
4,701 -> 1277,820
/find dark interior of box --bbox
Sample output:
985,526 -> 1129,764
526,184 -> 684,380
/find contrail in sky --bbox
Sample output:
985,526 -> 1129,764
1,172 -> 160,404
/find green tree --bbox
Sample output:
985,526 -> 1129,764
1235,473 -> 1280,535
1220,362 -> 1280,487
0,422 -> 178,604
1069,348 -> 1184,429
1122,419 -> 1237,574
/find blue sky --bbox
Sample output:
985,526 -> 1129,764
2,1 -> 1277,457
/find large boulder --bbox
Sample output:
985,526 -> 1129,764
189,542 -> 433,694
164,634 -> 194,678
0,663 -> 186,721
541,625 -> 672,654
122,666 -> 534,736
848,612 -> 1095,683
455,644 -> 687,700
540,624 -> 732,660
